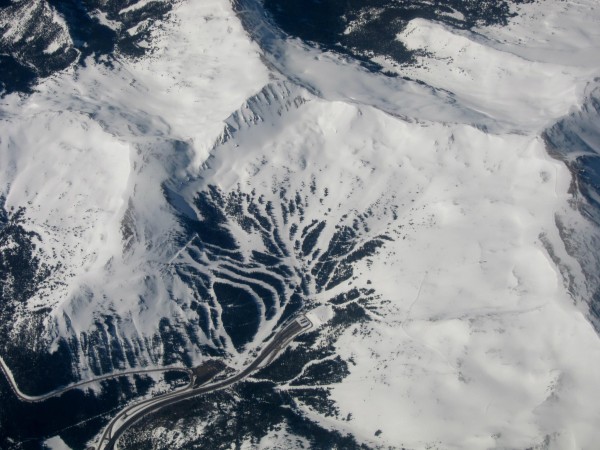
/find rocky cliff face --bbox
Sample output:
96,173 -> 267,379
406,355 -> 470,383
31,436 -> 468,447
544,82 -> 600,330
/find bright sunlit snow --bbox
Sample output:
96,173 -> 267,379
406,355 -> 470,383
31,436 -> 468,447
1,0 -> 600,449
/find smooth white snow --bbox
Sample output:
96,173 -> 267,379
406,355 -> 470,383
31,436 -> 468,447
43,436 -> 72,450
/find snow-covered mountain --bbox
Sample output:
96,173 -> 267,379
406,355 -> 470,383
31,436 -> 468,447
1,0 -> 600,449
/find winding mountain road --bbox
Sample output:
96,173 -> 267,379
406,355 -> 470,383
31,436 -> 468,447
96,314 -> 312,450
0,356 -> 192,403
0,315 -> 312,449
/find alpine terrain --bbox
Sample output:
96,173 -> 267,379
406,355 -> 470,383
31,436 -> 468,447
1,0 -> 600,449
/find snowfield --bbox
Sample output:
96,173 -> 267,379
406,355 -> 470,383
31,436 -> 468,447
1,0 -> 600,449
210,83 -> 600,449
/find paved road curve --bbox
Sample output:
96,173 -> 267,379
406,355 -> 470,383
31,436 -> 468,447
0,356 -> 192,403
97,314 -> 313,450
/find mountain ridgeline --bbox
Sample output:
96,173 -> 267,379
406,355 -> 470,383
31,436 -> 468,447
0,0 -> 174,95
0,80 -> 395,448
1,0 -> 600,449
263,0 -> 534,70
544,82 -> 600,330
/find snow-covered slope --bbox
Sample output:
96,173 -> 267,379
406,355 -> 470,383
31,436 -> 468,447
544,80 -> 600,331
0,0 -> 77,77
1,0 -> 600,449
0,0 -> 269,381
137,72 -> 599,450
394,18 -> 594,131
